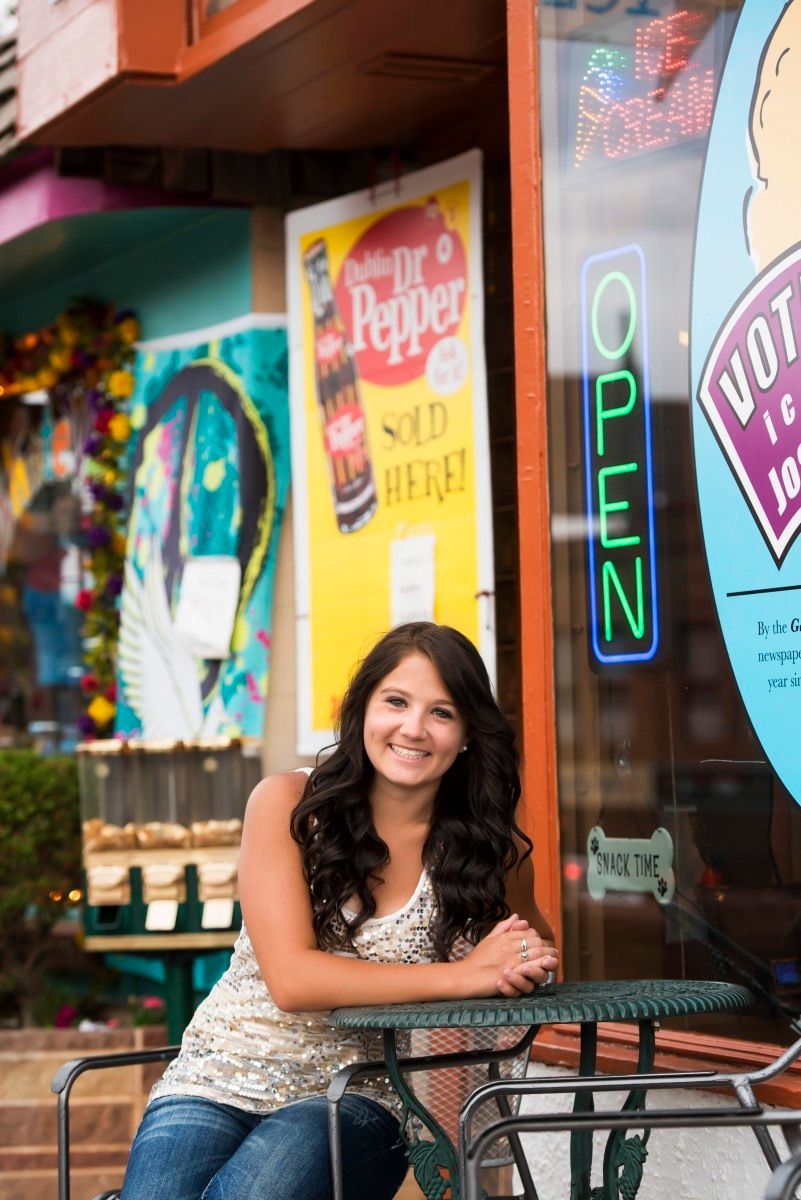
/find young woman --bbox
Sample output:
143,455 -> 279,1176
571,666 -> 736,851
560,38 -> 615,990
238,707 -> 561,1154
120,622 -> 557,1200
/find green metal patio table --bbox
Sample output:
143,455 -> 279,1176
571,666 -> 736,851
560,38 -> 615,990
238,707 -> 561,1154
328,978 -> 754,1200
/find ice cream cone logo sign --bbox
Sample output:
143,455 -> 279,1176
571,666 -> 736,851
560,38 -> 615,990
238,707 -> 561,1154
697,1 -> 801,564
303,202 -> 468,533
691,0 -> 801,809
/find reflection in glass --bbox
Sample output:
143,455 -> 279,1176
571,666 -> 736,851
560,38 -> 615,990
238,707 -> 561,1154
0,393 -> 86,752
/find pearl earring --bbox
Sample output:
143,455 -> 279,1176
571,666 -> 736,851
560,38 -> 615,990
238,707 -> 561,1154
459,745 -> 468,753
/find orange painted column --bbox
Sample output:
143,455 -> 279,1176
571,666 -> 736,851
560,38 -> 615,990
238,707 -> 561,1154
506,0 -> 563,949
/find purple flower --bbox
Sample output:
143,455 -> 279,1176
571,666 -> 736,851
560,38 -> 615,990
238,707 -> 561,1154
83,434 -> 103,457
87,480 -> 108,501
88,526 -> 112,548
86,389 -> 103,412
105,574 -> 123,598
77,715 -> 96,737
106,493 -> 125,512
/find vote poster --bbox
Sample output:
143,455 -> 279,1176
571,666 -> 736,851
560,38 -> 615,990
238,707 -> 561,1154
691,0 -> 801,807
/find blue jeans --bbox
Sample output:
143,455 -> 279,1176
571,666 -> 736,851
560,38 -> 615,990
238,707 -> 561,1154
120,1093 -> 408,1200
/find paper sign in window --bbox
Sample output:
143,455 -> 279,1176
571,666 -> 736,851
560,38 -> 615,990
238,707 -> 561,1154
174,557 -> 242,659
391,535 -> 436,626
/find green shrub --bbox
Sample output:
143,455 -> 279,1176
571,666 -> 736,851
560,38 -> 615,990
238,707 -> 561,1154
0,752 -> 81,1025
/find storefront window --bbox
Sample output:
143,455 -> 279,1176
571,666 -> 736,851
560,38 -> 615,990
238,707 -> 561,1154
539,0 -> 801,1041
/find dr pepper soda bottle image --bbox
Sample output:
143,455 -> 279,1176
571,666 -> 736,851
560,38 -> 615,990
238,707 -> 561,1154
303,238 -> 377,533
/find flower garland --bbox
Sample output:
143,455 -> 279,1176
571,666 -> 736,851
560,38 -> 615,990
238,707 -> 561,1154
0,300 -> 139,739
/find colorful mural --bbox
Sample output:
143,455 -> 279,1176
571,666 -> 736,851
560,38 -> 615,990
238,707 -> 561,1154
115,317 -> 290,740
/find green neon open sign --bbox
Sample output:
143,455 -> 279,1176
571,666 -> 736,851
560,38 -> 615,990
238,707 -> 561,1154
580,244 -> 659,664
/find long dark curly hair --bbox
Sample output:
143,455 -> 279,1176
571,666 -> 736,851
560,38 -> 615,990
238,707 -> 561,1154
290,622 -> 532,961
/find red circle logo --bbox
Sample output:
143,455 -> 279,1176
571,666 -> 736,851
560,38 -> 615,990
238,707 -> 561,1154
334,201 -> 467,386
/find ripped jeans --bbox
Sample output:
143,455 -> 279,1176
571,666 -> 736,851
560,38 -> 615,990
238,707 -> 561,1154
120,1093 -> 408,1200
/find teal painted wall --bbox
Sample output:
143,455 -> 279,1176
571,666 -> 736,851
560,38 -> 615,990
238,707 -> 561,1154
0,208 -> 253,337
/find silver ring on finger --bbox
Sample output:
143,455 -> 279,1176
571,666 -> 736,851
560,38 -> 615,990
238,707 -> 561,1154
520,937 -> 528,962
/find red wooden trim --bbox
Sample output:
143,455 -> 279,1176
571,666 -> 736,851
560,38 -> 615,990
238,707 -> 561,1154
530,1025 -> 801,1107
178,0 -> 317,80
117,0 -> 185,75
506,0 -> 562,943
197,0 -> 274,39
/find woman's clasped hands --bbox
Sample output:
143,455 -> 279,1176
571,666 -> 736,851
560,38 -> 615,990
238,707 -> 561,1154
461,913 -> 558,999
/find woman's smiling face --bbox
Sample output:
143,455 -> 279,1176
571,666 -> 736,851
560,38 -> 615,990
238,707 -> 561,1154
363,652 -> 468,794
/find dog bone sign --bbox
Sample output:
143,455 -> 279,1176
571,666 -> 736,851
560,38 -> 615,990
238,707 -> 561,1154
586,825 -> 675,904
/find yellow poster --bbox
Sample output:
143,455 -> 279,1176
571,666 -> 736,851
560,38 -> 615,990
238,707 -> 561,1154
287,151 -> 493,753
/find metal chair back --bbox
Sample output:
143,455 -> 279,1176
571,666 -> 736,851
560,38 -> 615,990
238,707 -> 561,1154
458,1031 -> 801,1200
766,1153 -> 801,1200
51,1045 -> 180,1200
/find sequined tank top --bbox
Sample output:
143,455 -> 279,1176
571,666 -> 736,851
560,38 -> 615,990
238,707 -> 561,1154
150,863 -> 437,1116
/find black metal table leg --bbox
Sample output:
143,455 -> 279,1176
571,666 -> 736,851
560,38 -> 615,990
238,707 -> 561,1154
571,1020 -> 656,1200
570,1022 -> 598,1200
596,1020 -> 653,1200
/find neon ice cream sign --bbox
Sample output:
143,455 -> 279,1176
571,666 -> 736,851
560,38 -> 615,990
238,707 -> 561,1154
574,9 -> 714,167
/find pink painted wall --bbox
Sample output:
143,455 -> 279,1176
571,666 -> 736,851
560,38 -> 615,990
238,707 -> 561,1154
0,155 -> 190,248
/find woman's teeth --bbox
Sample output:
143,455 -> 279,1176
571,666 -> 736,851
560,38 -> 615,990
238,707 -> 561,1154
389,744 -> 429,760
